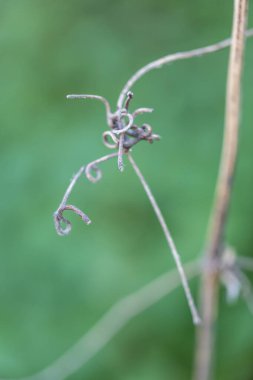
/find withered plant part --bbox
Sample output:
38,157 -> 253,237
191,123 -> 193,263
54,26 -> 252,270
54,90 -> 200,324
67,91 -> 159,171
54,152 -> 118,236
54,28 -> 253,327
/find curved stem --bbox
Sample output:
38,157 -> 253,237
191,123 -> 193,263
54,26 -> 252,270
117,29 -> 253,109
54,152 -> 118,236
128,153 -> 201,325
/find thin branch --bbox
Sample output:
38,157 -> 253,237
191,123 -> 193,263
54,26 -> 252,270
54,152 -> 118,236
127,153 -> 201,325
53,166 -> 91,236
132,107 -> 154,118
117,134 -> 124,171
124,91 -> 134,110
67,94 -> 112,126
57,167 -> 85,211
85,152 -> 118,182
194,1 -> 249,380
13,261 -> 201,380
117,28 -> 253,109
49,22 -> 253,380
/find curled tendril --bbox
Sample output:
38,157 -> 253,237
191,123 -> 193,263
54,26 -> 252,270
85,163 -> 103,183
103,131 -> 119,149
54,153 -> 118,236
54,212 -> 72,236
113,112 -> 134,135
54,205 -> 91,236
132,107 -> 154,118
66,90 -> 159,171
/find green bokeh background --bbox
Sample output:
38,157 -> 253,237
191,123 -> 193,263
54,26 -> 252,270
0,1 -> 253,379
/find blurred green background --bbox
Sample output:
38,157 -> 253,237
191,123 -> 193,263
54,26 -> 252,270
0,0 -> 253,379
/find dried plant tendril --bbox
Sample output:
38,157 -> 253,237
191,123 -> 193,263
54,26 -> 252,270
54,153 -> 118,236
54,206 -> 91,236
132,107 -> 154,118
54,211 -> 72,236
55,31 -> 253,329
85,164 -> 102,183
103,131 -> 118,149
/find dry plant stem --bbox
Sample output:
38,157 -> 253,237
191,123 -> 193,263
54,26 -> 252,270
128,153 -> 201,325
117,134 -> 124,171
54,166 -> 91,236
49,25 -> 253,376
57,166 -> 85,211
54,152 -> 118,235
117,29 -> 253,109
67,94 -> 112,125
85,152 -> 118,180
194,1 -> 249,380
16,261 -> 201,380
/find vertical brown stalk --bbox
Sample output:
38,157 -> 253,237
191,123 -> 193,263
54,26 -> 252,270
194,1 -> 248,380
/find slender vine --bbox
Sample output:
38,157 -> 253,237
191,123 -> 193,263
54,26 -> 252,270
52,24 -> 253,380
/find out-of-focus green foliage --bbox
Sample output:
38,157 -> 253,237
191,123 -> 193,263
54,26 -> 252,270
0,1 -> 253,379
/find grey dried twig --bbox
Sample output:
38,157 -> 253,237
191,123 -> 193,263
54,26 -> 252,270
54,29 -> 253,333
55,91 -> 200,323
67,28 -> 253,172
54,152 -> 118,236
66,94 -> 112,125
117,29 -> 253,109
128,153 -> 201,324
54,166 -> 90,236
